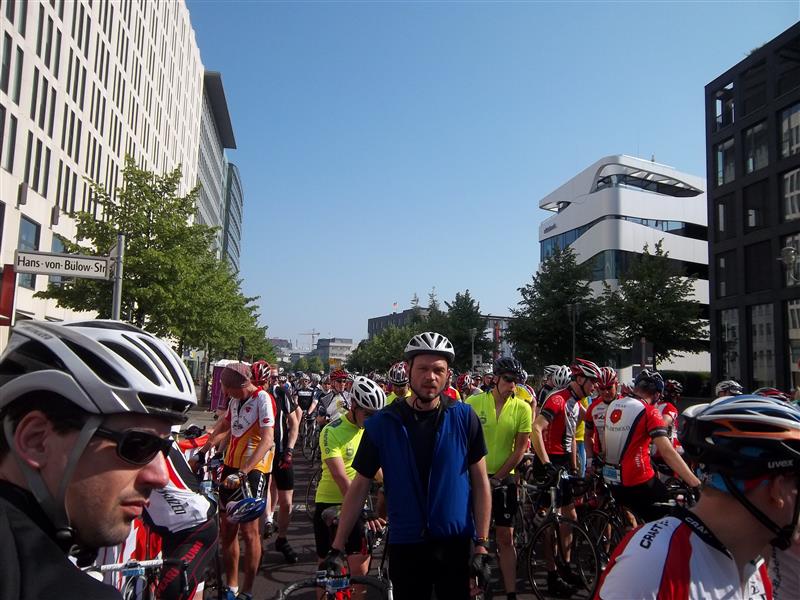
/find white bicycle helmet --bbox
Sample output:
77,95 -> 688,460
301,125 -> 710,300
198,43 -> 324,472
552,365 -> 572,389
543,365 -> 560,378
388,361 -> 409,386
715,379 -> 744,397
403,332 -> 455,364
0,319 -> 196,543
350,376 -> 386,411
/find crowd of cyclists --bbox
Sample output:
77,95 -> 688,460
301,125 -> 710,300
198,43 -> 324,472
0,320 -> 799,600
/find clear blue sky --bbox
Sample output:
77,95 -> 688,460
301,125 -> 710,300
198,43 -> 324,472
187,1 -> 799,349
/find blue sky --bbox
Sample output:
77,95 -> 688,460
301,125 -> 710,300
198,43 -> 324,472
187,1 -> 799,349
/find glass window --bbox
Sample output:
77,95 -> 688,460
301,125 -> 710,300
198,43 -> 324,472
717,251 -> 736,298
49,235 -> 66,286
12,47 -> 23,104
1,33 -> 11,93
749,303 -> 775,388
719,308 -> 741,382
744,121 -> 768,174
714,83 -> 735,131
742,62 -> 767,116
715,193 -> 735,240
777,34 -> 800,96
788,299 -> 800,391
2,114 -> 16,172
745,241 -> 772,293
18,0 -> 28,36
18,216 -> 40,289
780,103 -> 800,159
782,233 -> 800,288
716,138 -> 735,186
743,179 -> 768,231
784,168 -> 800,222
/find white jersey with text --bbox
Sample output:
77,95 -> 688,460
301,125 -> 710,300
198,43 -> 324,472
595,509 -> 772,600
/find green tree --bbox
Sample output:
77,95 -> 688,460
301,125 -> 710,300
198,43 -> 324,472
425,287 -> 450,335
294,356 -> 310,373
508,246 -> 615,375
444,289 -> 493,371
37,157 -> 273,359
603,240 -> 708,368
307,355 -> 325,374
346,323 -> 426,373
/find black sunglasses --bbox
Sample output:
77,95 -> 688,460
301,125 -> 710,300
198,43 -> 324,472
94,427 -> 173,465
501,375 -> 518,383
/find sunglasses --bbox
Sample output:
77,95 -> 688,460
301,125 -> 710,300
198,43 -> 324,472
501,375 -> 518,383
94,426 -> 173,465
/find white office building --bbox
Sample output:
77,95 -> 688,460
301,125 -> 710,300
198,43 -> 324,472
538,154 -> 710,373
0,0 -> 204,348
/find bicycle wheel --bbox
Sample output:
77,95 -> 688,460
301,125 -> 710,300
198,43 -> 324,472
302,424 -> 317,460
526,517 -> 599,600
277,576 -> 390,599
583,509 -> 626,567
305,467 -> 322,522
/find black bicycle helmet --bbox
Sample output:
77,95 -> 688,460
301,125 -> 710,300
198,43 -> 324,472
493,357 -> 523,378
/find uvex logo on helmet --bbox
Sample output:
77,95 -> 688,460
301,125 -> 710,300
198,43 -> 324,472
609,409 -> 623,424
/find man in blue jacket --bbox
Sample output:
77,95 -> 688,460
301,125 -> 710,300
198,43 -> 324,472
322,332 -> 491,600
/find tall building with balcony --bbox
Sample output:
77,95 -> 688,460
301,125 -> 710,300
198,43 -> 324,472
0,1 -> 205,348
538,154 -> 710,373
705,22 -> 800,391
196,71 -> 235,253
222,160 -> 243,271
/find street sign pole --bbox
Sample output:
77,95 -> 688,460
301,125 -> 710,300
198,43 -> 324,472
111,233 -> 125,320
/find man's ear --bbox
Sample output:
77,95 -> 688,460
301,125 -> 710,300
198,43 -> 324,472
768,473 -> 798,510
10,411 -> 57,469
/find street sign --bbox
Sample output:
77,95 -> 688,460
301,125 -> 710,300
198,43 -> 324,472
14,250 -> 110,280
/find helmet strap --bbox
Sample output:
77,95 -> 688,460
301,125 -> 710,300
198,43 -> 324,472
721,473 -> 798,551
3,414 -> 102,549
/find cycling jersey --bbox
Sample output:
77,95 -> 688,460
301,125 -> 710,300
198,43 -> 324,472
386,388 -> 412,405
539,387 -> 581,456
443,386 -> 461,401
603,396 -> 667,487
595,509 -> 772,600
224,387 -> 276,473
770,544 -> 800,600
273,385 -> 298,454
317,390 -> 351,421
466,391 -> 532,474
514,384 -> 536,404
316,415 -> 363,504
295,387 -> 315,411
584,397 -> 611,457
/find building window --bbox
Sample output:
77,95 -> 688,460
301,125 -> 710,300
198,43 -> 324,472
2,114 -> 16,172
49,235 -> 66,286
749,303 -> 775,388
717,251 -> 736,298
777,34 -> 800,97
714,83 -> 735,131
716,138 -> 735,186
715,193 -> 735,240
781,103 -> 800,159
784,168 -> 800,222
743,179 -> 768,231
719,308 -> 740,382
742,61 -> 767,116
18,216 -> 40,290
745,241 -> 772,294
782,232 -> 800,288
744,121 -> 768,174
788,299 -> 800,391
1,33 -> 11,93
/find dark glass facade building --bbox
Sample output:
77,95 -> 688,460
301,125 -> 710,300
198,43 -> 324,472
706,22 -> 800,390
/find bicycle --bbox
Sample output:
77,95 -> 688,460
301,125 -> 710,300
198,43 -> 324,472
305,466 -> 322,522
523,469 -> 600,599
83,558 -> 188,600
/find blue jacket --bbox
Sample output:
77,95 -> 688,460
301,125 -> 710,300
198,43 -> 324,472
364,397 -> 476,544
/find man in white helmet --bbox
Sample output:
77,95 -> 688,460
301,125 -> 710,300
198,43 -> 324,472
322,332 -> 492,600
0,320 -> 196,600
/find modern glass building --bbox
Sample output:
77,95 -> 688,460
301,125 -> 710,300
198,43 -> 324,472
222,160 -> 243,272
705,22 -> 800,390
538,154 -> 710,373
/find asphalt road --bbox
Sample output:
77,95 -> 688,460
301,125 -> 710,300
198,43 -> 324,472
187,407 -> 542,600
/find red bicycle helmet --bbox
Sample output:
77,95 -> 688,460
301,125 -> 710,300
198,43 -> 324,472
597,367 -> 618,389
251,360 -> 271,385
330,369 -> 349,382
570,358 -> 602,380
753,387 -> 792,402
456,373 -> 473,390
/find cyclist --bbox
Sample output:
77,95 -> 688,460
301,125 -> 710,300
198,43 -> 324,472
538,365 -> 560,404
467,357 -> 532,600
715,379 -> 744,398
443,370 -> 462,402
480,365 -> 495,392
754,387 -> 793,402
315,374 -> 331,406
602,370 -> 700,524
323,332 -> 491,600
596,395 -> 799,599
317,370 -> 351,427
584,366 -> 618,474
531,358 -> 599,596
314,376 -> 386,578
652,379 -> 683,477
0,320 -> 195,600
198,363 -> 275,600
294,373 -> 317,419
385,361 -> 411,405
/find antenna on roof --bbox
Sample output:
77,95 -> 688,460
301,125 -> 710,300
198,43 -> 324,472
651,154 -> 655,162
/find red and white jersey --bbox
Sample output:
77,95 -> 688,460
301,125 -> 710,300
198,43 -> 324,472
653,400 -> 681,460
603,396 -> 667,486
595,510 -> 772,600
224,387 -> 276,473
540,387 -> 581,456
584,398 -> 611,457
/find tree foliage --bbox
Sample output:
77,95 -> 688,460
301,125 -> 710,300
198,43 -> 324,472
603,240 -> 708,367
508,246 -> 615,375
306,355 -> 325,374
293,356 -> 309,373
37,157 -> 273,361
444,290 -> 493,372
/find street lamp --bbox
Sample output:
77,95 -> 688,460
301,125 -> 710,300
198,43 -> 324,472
566,303 -> 581,362
469,327 -> 477,371
778,245 -> 800,283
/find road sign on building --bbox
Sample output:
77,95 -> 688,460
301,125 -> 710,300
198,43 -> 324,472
14,250 -> 110,280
